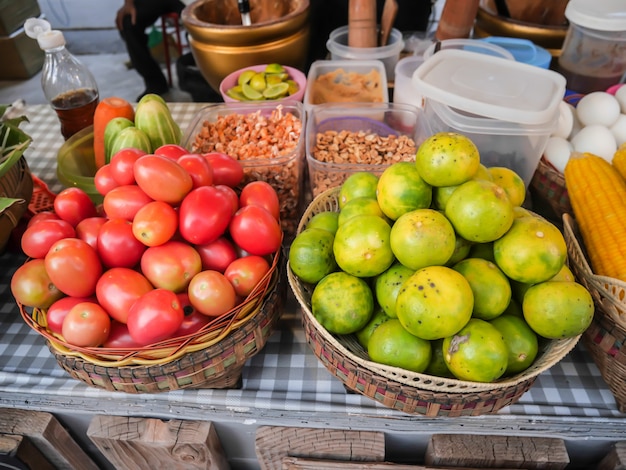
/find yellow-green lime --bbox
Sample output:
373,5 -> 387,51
425,338 -> 454,378
374,262 -> 415,318
339,172 -> 379,209
489,166 -> 526,207
263,82 -> 290,99
249,72 -> 267,91
490,314 -> 539,375
474,163 -> 493,181
433,184 -> 458,211
468,242 -> 495,263
242,83 -> 263,100
445,234 -> 472,267
390,208 -> 456,270
396,266 -> 474,340
289,227 -> 337,284
286,79 -> 299,95
550,263 -> 576,282
443,318 -> 508,382
523,281 -> 593,339
415,132 -> 480,187
226,86 -> 246,101
355,307 -> 391,349
367,319 -> 432,373
452,257 -> 512,320
338,197 -> 387,226
237,69 -> 256,86
311,271 -> 374,334
333,214 -> 394,278
306,211 -> 339,234
264,63 -> 286,74
376,161 -> 432,220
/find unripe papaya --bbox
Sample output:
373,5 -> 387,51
134,98 -> 182,150
104,117 -> 135,163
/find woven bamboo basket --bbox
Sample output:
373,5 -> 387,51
287,187 -> 581,417
20,251 -> 284,393
529,156 -> 571,221
0,156 -> 33,253
562,213 -> 626,411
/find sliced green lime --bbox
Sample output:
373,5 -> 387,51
242,83 -> 264,100
249,72 -> 267,91
263,82 -> 290,99
237,70 -> 256,87
286,79 -> 299,96
265,63 -> 286,74
227,86 -> 246,101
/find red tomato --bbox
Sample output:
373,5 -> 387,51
20,218 -> 76,259
10,258 -> 64,309
203,152 -> 244,187
46,295 -> 96,335
229,205 -> 282,256
177,153 -> 213,188
239,181 -> 281,221
188,270 -> 237,317
174,292 -> 211,336
154,144 -> 188,160
133,154 -> 193,204
215,185 -> 239,215
27,211 -> 60,228
53,187 -> 98,226
178,186 -> 233,245
94,164 -> 120,196
44,238 -> 102,297
96,267 -> 154,324
132,200 -> 178,247
97,218 -> 146,268
75,216 -> 107,251
127,289 -> 184,345
103,320 -> 141,349
224,255 -> 271,297
109,147 -> 146,186
195,236 -> 238,273
62,302 -> 111,347
103,185 -> 153,221
140,241 -> 202,292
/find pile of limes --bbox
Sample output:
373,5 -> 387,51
226,63 -> 300,101
289,132 -> 594,383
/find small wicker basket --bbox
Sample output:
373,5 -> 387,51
529,156 -> 571,221
20,251 -> 284,393
563,213 -> 626,411
0,156 -> 33,253
287,187 -> 580,417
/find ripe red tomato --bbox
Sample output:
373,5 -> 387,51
97,218 -> 146,268
127,289 -> 184,345
195,236 -> 238,273
132,200 -> 178,247
174,292 -> 211,336
103,185 -> 153,221
215,185 -> 239,215
20,218 -> 76,259
96,267 -> 154,324
154,144 -> 188,160
224,255 -> 271,297
177,153 -> 213,189
53,187 -> 98,226
46,295 -> 96,335
94,164 -> 119,196
62,302 -> 111,347
109,147 -> 146,186
45,238 -> 102,297
203,152 -> 244,187
229,205 -> 282,256
188,270 -> 237,317
239,181 -> 281,221
103,320 -> 141,349
179,186 -> 233,245
27,211 -> 60,228
75,216 -> 107,251
133,154 -> 193,204
10,258 -> 64,309
140,241 -> 202,292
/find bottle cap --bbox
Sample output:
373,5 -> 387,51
24,17 -> 65,50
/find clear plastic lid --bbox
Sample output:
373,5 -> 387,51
24,17 -> 66,50
412,49 -> 566,125
565,0 -> 626,32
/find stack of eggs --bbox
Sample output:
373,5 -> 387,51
543,85 -> 626,173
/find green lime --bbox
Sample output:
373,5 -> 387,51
306,211 -> 339,234
338,197 -> 387,226
266,72 -> 289,84
286,79 -> 299,95
339,172 -> 379,209
263,82 -> 290,100
490,314 -> 539,375
242,83 -> 264,101
226,86 -> 246,101
355,307 -> 391,349
265,63 -> 286,74
249,72 -> 267,91
237,69 -> 256,87
374,262 -> 415,318
289,227 -> 337,284
426,338 -> 455,378
368,319 -> 432,373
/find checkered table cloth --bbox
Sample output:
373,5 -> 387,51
0,104 -> 623,423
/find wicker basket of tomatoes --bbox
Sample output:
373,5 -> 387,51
13,144 -> 285,393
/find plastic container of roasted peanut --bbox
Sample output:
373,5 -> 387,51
182,101 -> 306,236
305,102 -> 431,198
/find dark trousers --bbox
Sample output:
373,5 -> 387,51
119,0 -> 185,91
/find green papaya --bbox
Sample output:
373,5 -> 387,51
134,99 -> 182,150
110,126 -> 152,157
104,117 -> 135,163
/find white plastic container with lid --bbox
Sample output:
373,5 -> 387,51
557,0 -> 626,94
412,49 -> 566,186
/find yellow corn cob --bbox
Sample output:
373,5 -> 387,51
612,143 -> 626,180
564,152 -> 626,281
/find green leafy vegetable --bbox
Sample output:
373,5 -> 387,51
0,103 -> 32,179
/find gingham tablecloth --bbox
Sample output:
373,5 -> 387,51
0,104 -> 623,433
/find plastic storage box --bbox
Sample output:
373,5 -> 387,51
412,49 -> 566,186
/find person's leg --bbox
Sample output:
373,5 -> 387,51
119,0 -> 185,99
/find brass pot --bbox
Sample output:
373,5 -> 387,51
182,0 -> 310,93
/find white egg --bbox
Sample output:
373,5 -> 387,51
610,114 -> 626,146
570,125 -> 617,162
576,92 -> 621,128
615,85 -> 626,113
568,103 -> 583,139
543,136 -> 573,173
551,100 -> 574,139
